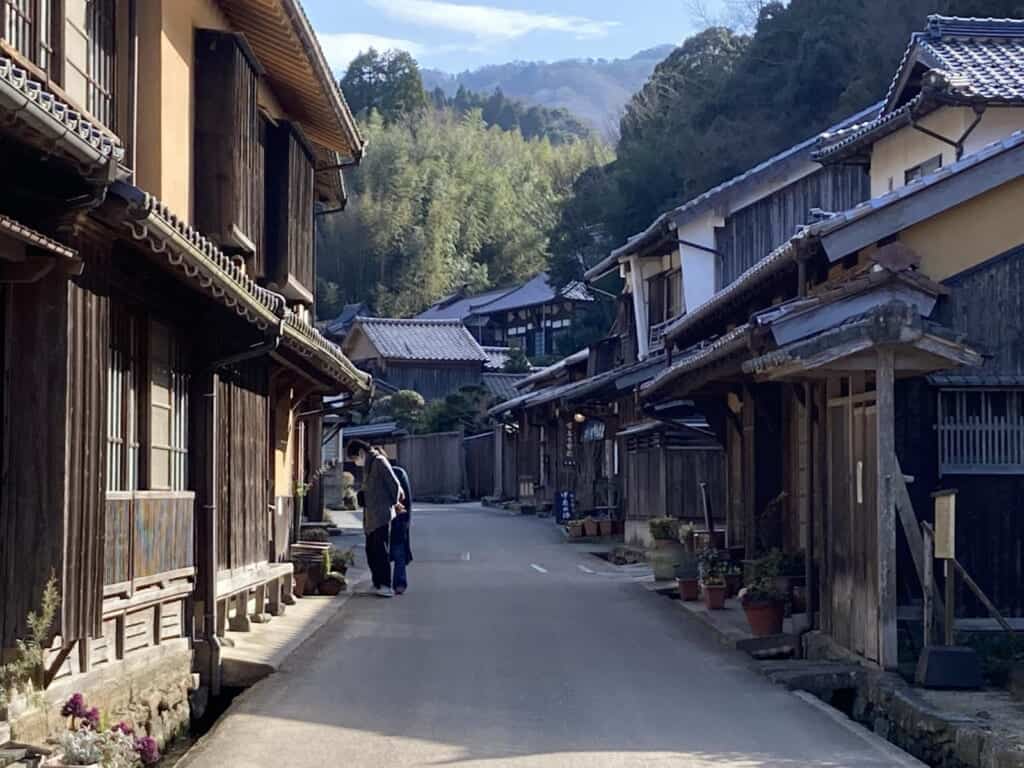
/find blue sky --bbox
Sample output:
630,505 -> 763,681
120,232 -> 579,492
303,0 -> 727,74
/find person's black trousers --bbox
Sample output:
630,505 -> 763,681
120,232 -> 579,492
366,525 -> 391,588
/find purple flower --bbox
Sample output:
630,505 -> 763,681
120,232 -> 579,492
61,693 -> 87,719
83,707 -> 101,730
112,720 -> 134,736
134,735 -> 161,765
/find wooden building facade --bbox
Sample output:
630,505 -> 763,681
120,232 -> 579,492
642,15 -> 1024,669
0,0 -> 370,739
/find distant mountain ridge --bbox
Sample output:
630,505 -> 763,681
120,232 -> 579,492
422,45 -> 676,138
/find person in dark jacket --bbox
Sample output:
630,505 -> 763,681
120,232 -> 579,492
390,463 -> 413,594
347,440 -> 401,597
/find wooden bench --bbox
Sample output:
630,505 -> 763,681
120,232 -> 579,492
215,563 -> 294,635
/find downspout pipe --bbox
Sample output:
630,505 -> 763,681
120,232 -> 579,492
198,330 -> 282,695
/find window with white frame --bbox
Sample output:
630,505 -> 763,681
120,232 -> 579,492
937,388 -> 1024,475
107,312 -> 190,492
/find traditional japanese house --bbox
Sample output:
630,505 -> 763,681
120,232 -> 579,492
644,14 -> 1024,670
417,272 -> 593,359
0,0 -> 369,741
342,317 -> 491,401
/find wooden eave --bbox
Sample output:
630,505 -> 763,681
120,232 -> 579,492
281,312 -> 373,397
216,0 -> 365,159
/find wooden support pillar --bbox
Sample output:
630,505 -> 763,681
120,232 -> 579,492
876,348 -> 898,670
268,577 -> 286,617
282,572 -> 296,606
229,592 -> 252,632
251,584 -> 271,624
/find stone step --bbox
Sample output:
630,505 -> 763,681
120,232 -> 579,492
736,633 -> 799,660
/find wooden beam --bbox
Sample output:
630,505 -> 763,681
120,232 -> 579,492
893,465 -> 943,618
876,348 -> 898,670
922,522 -> 935,649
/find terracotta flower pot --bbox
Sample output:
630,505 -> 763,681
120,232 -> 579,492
702,583 -> 727,610
568,523 -> 584,539
319,576 -> 346,596
583,519 -> 599,537
677,577 -> 699,601
598,519 -> 613,537
293,571 -> 308,597
743,600 -> 785,636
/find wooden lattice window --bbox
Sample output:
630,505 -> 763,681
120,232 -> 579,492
108,312 -> 190,492
937,388 -> 1024,475
148,320 -> 189,491
107,308 -> 140,492
2,0 -> 60,79
85,0 -> 115,128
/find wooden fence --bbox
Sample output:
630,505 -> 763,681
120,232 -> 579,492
397,431 -> 466,499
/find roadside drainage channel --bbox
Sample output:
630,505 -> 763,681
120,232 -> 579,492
757,660 -> 1024,768
156,686 -> 245,766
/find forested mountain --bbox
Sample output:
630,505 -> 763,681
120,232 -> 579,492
548,0 -> 1024,285
319,50 -> 612,321
427,87 -> 591,145
421,46 -> 675,138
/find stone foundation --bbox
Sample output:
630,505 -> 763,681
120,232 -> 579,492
10,641 -> 195,751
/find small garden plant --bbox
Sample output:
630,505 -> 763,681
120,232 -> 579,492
648,517 -> 679,541
0,575 -> 59,709
698,547 -> 726,586
56,693 -> 160,767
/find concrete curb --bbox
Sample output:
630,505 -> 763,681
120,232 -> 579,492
793,691 -> 929,767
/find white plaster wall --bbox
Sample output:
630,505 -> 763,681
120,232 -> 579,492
677,215 -> 718,313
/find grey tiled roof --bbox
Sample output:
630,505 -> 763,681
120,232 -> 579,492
351,318 -> 489,363
665,128 -> 1024,349
818,16 -> 1024,160
587,103 -> 882,280
0,55 -> 125,164
472,272 -> 592,315
482,373 -> 529,401
416,286 -> 513,321
0,214 -> 76,260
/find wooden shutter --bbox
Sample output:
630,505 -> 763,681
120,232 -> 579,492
265,121 -> 316,303
193,29 -> 264,261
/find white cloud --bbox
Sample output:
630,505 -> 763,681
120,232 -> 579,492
318,32 -> 425,71
366,0 -> 619,42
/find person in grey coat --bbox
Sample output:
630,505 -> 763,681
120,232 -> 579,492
348,440 -> 402,597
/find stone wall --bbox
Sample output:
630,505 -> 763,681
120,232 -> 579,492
10,641 -> 195,751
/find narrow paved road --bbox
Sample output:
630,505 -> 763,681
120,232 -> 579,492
181,504 -> 918,768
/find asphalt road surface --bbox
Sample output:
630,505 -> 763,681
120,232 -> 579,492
180,504 -> 921,768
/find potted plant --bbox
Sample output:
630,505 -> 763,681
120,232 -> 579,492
674,557 -> 700,601
582,516 -> 600,538
699,548 -> 727,610
597,518 -> 613,537
739,577 -> 787,636
647,518 -> 685,581
567,519 -> 585,538
319,572 -> 347,596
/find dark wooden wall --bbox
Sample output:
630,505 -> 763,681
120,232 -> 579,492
63,277 -> 110,640
217,361 -> 270,570
937,243 -> 1024,376
623,431 -> 725,524
193,29 -> 264,262
0,271 -> 69,646
379,361 -> 484,402
717,165 -> 870,287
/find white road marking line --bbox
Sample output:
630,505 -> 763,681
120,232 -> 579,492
577,564 -> 595,574
530,563 -> 548,574
461,552 -> 471,561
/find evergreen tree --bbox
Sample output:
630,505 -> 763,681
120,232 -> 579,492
340,48 -> 427,123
